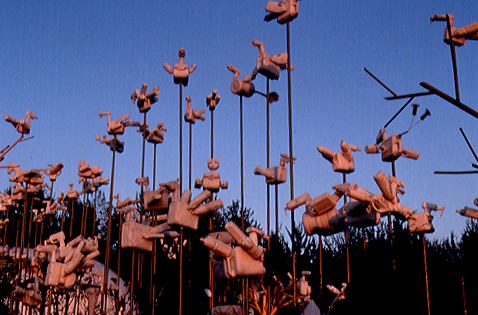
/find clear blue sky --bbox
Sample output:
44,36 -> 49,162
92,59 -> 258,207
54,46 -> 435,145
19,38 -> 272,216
1,0 -> 478,242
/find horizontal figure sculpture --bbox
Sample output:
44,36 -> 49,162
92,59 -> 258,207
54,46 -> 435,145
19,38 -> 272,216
96,135 -> 124,153
345,171 -> 415,220
195,158 -> 228,193
317,140 -> 361,174
130,82 -> 160,113
245,40 -> 293,81
163,48 -> 197,86
254,153 -> 296,185
365,128 -> 419,162
98,111 -> 144,135
43,163 -> 64,181
77,159 -> 103,179
264,0 -> 299,24
456,198 -> 478,219
137,122 -> 167,144
184,96 -> 206,124
13,276 -> 43,307
227,65 -> 255,98
408,202 -> 444,234
431,14 -> 478,46
201,222 -> 268,278
168,189 -> 223,230
135,177 -> 172,211
4,110 -> 37,134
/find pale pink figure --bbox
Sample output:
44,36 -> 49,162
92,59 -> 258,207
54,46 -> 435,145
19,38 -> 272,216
167,189 -> 223,230
264,0 -> 299,24
456,198 -> 478,219
206,89 -> 221,111
317,140 -> 361,174
184,96 -> 206,124
77,159 -> 103,180
364,128 -> 419,162
43,163 -> 64,181
163,48 -> 197,86
301,183 -> 380,236
227,65 -> 255,97
130,83 -> 160,113
201,221 -> 268,278
431,14 -> 478,46
0,162 -> 22,182
98,111 -> 143,135
66,183 -> 82,200
137,122 -> 167,144
245,40 -> 293,81
254,153 -> 295,185
4,110 -> 37,134
96,134 -> 124,153
135,177 -> 172,211
13,276 -> 43,307
195,158 -> 228,193
409,202 -> 444,234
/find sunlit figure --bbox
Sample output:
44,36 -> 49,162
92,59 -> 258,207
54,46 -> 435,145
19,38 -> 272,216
4,110 -> 37,134
163,48 -> 197,87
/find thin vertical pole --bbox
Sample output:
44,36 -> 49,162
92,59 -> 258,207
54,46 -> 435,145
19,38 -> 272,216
390,160 -> 396,270
343,173 -> 350,283
462,275 -> 467,315
179,82 -> 183,315
445,15 -> 460,102
240,95 -> 247,315
286,20 -> 296,307
102,134 -> 116,314
422,233 -> 430,315
92,190 -> 97,238
266,78 -> 271,315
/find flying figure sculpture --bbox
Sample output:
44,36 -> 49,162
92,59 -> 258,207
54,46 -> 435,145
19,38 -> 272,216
245,40 -> 293,81
254,153 -> 296,185
317,140 -> 361,174
130,83 -> 160,113
4,110 -> 37,134
184,96 -> 206,124
163,48 -> 197,87
364,128 -> 419,162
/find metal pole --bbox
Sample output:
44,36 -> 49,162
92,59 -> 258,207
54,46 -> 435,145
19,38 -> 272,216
266,78 -> 272,315
445,14 -> 460,102
422,233 -> 430,315
286,19 -> 297,308
390,160 -> 396,270
179,83 -> 184,315
102,134 -> 117,314
343,173 -> 350,283
92,189 -> 97,238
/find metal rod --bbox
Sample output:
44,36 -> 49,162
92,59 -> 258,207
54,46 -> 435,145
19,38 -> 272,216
446,14 -> 460,102
422,233 -> 430,315
92,190 -> 97,238
286,19 -> 297,308
102,134 -> 117,313
239,95 -> 247,315
384,91 -> 433,100
343,173 -> 350,283
364,67 -> 397,97
383,97 -> 414,129
419,82 -> 478,119
266,78 -> 272,315
390,160 -> 396,270
180,82 -> 183,194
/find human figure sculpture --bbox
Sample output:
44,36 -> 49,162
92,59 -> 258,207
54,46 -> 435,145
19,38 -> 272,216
35,232 -> 100,290
301,183 -> 380,236
66,183 -> 82,200
13,276 -> 43,307
254,153 -> 296,185
18,169 -> 44,186
184,96 -> 206,124
43,163 -> 64,181
317,140 -> 361,174
163,48 -> 197,86
195,159 -> 228,193
135,177 -> 173,211
227,64 -> 255,97
245,40 -> 293,81
98,111 -> 143,135
206,89 -> 221,111
96,135 -> 125,153
430,14 -> 478,46
137,122 -> 167,144
409,202 -> 444,233
297,270 -> 312,298
11,182 -> 25,201
264,0 -> 299,24
364,128 -> 419,162
130,83 -> 160,113
167,189 -> 224,230
345,171 -> 415,220
1,162 -> 22,182
201,221 -> 268,278
4,110 -> 37,134
78,159 -> 103,179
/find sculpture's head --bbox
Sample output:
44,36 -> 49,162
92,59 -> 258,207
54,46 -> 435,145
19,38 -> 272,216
178,48 -> 186,58
207,158 -> 220,171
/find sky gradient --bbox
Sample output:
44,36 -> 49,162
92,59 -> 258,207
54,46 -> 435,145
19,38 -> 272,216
1,0 -> 478,242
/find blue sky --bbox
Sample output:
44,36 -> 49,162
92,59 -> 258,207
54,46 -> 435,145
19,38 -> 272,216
1,0 -> 478,242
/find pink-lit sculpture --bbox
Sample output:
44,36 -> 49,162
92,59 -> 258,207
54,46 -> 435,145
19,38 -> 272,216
245,40 -> 293,81
43,163 -> 64,181
130,83 -> 160,113
96,135 -> 124,153
409,202 -> 444,233
317,141 -> 361,174
4,110 -> 37,134
98,111 -> 143,135
163,48 -> 197,87
227,65 -> 255,98
184,96 -> 206,124
264,0 -> 299,24
135,177 -> 171,211
364,128 -> 419,162
254,153 -> 295,185
195,158 -> 228,193
137,122 -> 167,144
201,222 -> 268,278
430,14 -> 478,46
167,189 -> 223,230
456,198 -> 478,219
206,90 -> 221,111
